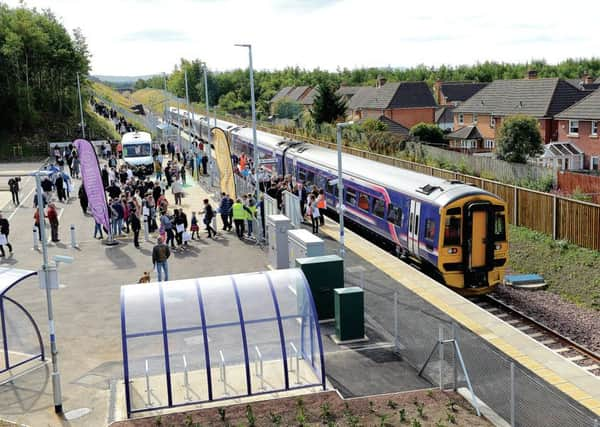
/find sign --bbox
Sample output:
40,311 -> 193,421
74,139 -> 110,232
38,267 -> 59,290
259,158 -> 278,165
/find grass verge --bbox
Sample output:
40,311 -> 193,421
508,225 -> 600,310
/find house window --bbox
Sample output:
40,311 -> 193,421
569,120 -> 579,135
591,156 -> 599,171
592,121 -> 598,136
485,139 -> 495,149
473,113 -> 478,124
458,113 -> 464,125
490,116 -> 496,128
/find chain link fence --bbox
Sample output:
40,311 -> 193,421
343,267 -> 599,427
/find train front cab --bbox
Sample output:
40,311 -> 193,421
438,195 -> 508,294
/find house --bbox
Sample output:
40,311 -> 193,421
269,86 -> 313,113
566,73 -> 600,91
358,115 -> 410,136
445,125 -> 483,150
554,88 -> 600,170
347,80 -> 437,129
433,81 -> 488,106
435,106 -> 455,131
453,72 -> 592,152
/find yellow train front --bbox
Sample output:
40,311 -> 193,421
437,194 -> 508,295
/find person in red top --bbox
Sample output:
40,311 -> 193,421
47,203 -> 60,242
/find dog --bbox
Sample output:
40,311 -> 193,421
137,272 -> 151,284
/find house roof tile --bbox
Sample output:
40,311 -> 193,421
446,125 -> 482,140
348,82 -> 436,110
270,86 -> 294,103
555,88 -> 600,120
440,82 -> 488,103
454,78 -> 589,117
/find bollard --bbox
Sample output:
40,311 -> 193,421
70,224 -> 78,248
33,227 -> 39,251
143,217 -> 149,242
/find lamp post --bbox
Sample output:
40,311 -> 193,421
202,63 -> 214,187
163,73 -> 169,147
336,121 -> 354,259
76,73 -> 85,139
234,43 -> 260,205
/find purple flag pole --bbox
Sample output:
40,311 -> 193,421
73,139 -> 117,246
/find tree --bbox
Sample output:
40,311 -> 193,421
134,79 -> 147,90
310,82 -> 347,124
360,118 -> 388,133
409,123 -> 445,145
495,115 -> 543,163
272,98 -> 303,119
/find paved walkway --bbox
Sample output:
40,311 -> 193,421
0,168 -> 268,427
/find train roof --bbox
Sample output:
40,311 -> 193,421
121,131 -> 152,144
231,126 -> 289,151
287,142 -> 497,206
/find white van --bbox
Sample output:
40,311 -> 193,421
121,131 -> 153,176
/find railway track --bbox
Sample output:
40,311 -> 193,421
472,294 -> 600,377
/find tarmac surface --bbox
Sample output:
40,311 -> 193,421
0,162 -> 432,427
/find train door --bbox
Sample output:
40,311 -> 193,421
408,200 -> 421,255
464,201 -> 494,286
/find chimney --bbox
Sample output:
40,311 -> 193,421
433,79 -> 443,105
583,72 -> 594,85
376,75 -> 387,88
526,69 -> 538,80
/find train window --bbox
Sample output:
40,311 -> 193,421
345,188 -> 357,205
447,207 -> 461,215
387,204 -> 403,226
298,168 -> 307,182
444,216 -> 461,246
494,213 -> 506,241
358,193 -> 370,211
425,219 -> 436,241
316,175 -> 327,191
326,181 -> 337,195
373,198 -> 385,219
306,170 -> 315,186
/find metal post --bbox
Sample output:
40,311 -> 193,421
177,100 -> 182,154
454,340 -> 480,416
77,73 -> 85,139
33,227 -> 39,251
510,362 -> 515,427
336,124 -> 345,259
163,73 -> 168,146
452,322 -> 457,391
254,346 -> 265,390
393,291 -> 398,351
184,70 -> 191,152
203,64 -> 213,188
36,174 -> 62,413
144,359 -> 152,406
290,342 -> 300,384
70,224 -> 78,249
219,350 -> 228,395
143,217 -> 149,242
182,354 -> 191,401
439,325 -> 444,390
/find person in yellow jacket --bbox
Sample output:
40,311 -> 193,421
232,198 -> 246,239
244,196 -> 257,239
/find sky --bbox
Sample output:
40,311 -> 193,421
6,0 -> 599,76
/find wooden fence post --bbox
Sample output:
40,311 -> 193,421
552,194 -> 558,240
513,187 -> 518,226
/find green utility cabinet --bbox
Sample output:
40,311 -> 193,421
334,287 -> 364,341
295,255 -> 344,320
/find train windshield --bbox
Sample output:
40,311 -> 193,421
494,213 -> 506,241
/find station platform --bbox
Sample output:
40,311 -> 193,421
317,221 -> 600,418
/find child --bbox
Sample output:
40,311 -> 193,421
190,211 -> 199,240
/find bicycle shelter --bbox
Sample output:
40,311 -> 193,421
120,268 -> 326,416
0,268 -> 45,382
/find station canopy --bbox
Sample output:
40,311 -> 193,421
121,268 -> 325,415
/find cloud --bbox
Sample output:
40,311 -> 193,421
120,29 -> 189,43
271,0 -> 343,11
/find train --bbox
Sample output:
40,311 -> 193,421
167,107 -> 508,295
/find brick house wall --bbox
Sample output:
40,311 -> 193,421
557,119 -> 600,169
360,107 -> 435,129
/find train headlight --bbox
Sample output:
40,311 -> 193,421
495,244 -> 501,250
447,248 -> 458,254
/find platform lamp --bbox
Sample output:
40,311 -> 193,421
336,121 -> 354,259
234,43 -> 260,205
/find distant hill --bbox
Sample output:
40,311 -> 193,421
92,74 -> 159,84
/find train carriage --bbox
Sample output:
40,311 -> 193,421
171,108 -> 508,294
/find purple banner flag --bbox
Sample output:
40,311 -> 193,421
74,139 -> 109,231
